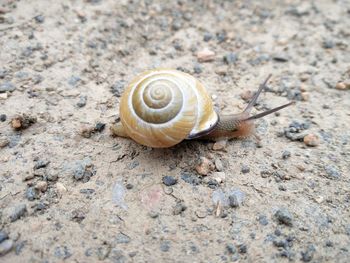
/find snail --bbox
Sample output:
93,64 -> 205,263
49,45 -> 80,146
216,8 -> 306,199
110,69 -> 294,148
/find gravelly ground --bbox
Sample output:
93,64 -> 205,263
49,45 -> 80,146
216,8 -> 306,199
0,0 -> 350,262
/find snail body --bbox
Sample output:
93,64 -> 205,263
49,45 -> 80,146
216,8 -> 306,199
111,69 -> 293,148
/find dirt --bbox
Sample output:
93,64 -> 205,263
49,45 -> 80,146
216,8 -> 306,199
1,0 -> 350,262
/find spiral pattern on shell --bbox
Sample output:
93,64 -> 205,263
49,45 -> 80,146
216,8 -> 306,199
119,69 -> 218,148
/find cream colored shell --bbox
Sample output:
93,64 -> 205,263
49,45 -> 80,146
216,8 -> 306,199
119,69 -> 218,148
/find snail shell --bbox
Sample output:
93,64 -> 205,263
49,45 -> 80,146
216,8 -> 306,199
119,69 -> 219,148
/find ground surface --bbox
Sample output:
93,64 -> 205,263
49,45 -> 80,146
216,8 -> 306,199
0,0 -> 350,262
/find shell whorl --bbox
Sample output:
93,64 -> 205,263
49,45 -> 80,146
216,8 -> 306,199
119,69 -> 218,148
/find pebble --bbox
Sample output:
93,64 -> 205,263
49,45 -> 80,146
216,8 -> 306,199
162,176 -> 177,186
115,233 -> 131,244
9,204 -> 27,222
0,239 -> 14,256
238,244 -> 247,254
275,208 -> 293,226
322,39 -> 334,49
213,172 -> 226,184
181,172 -> 202,185
258,215 -> 269,225
193,63 -> 203,74
301,244 -> 315,262
68,75 -> 81,86
76,95 -> 87,108
160,240 -> 171,252
197,48 -> 215,62
35,181 -> 48,192
335,81 -> 350,90
324,165 -> 341,179
94,122 -> 105,133
212,140 -> 227,151
0,93 -> 8,100
26,187 -> 39,201
214,158 -> 223,171
195,157 -> 213,176
0,82 -> 16,93
0,69 -> 6,78
0,231 -> 8,243
110,80 -> 126,97
223,52 -> 238,64
273,54 -> 289,62
11,114 -> 37,130
73,160 -> 96,182
173,202 -> 187,215
34,15 -> 45,23
241,165 -> 250,174
203,32 -> 213,42
56,182 -> 67,196
228,190 -> 245,207
226,244 -> 237,254
0,137 -> 9,148
282,150 -> 291,159
303,134 -> 319,147
34,160 -> 50,170
112,182 -> 127,210
0,114 -> 6,122
148,210 -> 159,218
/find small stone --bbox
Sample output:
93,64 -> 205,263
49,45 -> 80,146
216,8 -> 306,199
203,32 -> 213,42
301,244 -> 315,262
10,114 -> 37,130
162,176 -> 177,186
238,244 -> 247,254
258,215 -> 269,225
94,122 -> 105,132
34,160 -> 50,169
0,239 -> 14,256
0,137 -> 9,148
303,134 -> 319,147
197,48 -> 215,62
110,80 -> 126,97
213,172 -> 225,184
10,204 -> 27,222
193,63 -> 203,74
160,240 -> 171,252
241,165 -> 250,174
195,157 -> 213,176
228,190 -> 245,207
0,231 -> 9,243
223,52 -> 238,64
301,92 -> 309,101
240,90 -> 254,101
322,40 -> 334,49
282,150 -> 291,159
76,95 -> 87,108
214,159 -> 224,171
0,82 -> 16,93
171,19 -> 182,31
115,233 -> 131,244
335,81 -> 350,90
68,75 -> 81,86
148,211 -> 159,218
275,208 -> 293,226
324,165 -> 341,179
56,182 -> 67,196
212,140 -> 227,151
0,114 -> 6,122
34,15 -> 45,23
80,126 -> 95,138
47,171 -> 58,181
35,181 -> 48,192
0,93 -> 8,100
26,187 -> 39,201
273,54 -> 289,62
173,202 -> 187,215
226,244 -> 237,254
